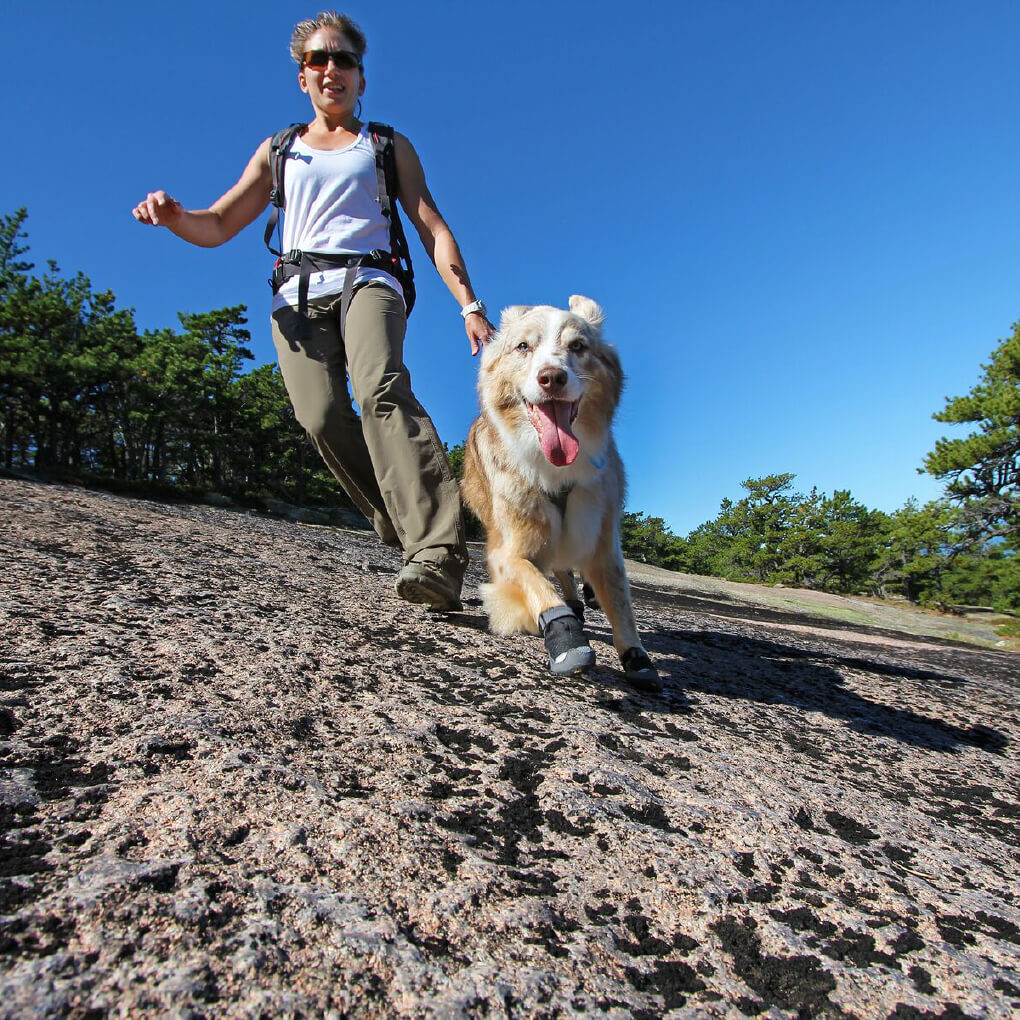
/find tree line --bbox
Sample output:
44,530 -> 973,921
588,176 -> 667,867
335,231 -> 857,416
0,208 -> 345,509
618,477 -> 1017,612
2,207 -> 1017,612
613,322 -> 1019,612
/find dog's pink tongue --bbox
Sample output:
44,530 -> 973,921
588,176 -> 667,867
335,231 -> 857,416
535,401 -> 579,467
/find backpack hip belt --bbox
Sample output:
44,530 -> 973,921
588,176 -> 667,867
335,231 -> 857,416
271,248 -> 401,336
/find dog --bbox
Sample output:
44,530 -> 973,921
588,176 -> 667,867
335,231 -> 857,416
461,295 -> 659,690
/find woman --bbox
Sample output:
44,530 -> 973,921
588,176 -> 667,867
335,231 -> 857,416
132,11 -> 493,612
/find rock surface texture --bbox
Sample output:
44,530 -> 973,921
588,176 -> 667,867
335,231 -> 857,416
1,478 -> 1017,1019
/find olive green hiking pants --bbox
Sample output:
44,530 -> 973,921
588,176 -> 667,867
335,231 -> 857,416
271,283 -> 467,579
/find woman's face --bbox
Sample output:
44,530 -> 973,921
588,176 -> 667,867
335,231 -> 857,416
298,28 -> 365,115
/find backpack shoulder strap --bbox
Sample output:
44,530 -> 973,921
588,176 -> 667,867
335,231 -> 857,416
366,121 -> 395,218
366,121 -> 416,315
263,122 -> 304,255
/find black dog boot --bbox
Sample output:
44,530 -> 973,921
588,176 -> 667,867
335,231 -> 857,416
540,605 -> 596,676
621,647 -> 662,693
581,581 -> 601,611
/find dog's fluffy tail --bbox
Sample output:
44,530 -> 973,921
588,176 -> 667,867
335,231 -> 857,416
479,581 -> 540,635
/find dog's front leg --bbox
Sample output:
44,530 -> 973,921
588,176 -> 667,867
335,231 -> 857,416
583,536 -> 661,692
583,552 -> 643,655
482,547 -> 566,635
482,550 -> 596,676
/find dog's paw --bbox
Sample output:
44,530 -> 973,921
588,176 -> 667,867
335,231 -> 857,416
540,605 -> 595,676
621,647 -> 661,693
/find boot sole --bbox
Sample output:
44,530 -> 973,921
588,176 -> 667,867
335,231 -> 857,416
625,666 -> 662,693
549,645 -> 596,676
395,577 -> 463,612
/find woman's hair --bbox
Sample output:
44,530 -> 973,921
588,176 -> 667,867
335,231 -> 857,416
290,11 -> 367,64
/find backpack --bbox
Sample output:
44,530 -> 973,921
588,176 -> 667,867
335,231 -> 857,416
263,121 -> 416,318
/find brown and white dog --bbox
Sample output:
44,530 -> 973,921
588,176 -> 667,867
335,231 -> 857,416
462,296 -> 659,689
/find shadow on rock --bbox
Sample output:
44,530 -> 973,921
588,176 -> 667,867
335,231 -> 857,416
644,629 -> 1008,754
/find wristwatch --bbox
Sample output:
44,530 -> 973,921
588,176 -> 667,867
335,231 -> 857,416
460,299 -> 487,319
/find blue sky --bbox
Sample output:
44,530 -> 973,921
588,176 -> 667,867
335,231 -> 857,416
3,1 -> 1018,535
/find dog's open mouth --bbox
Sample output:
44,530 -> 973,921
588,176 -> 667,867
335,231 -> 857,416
525,399 -> 580,467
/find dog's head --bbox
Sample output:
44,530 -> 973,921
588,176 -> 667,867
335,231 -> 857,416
478,295 -> 623,468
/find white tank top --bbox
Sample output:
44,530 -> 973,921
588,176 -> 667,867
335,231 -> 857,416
271,124 -> 402,313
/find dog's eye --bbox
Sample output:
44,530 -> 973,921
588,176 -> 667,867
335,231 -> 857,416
516,341 -> 530,353
568,340 -> 587,354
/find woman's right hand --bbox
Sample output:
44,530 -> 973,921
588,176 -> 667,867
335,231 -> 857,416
132,191 -> 183,227
129,138 -> 272,247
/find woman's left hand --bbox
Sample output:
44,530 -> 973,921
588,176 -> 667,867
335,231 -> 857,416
465,313 -> 496,357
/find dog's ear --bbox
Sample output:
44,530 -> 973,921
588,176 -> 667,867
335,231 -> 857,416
568,295 -> 605,333
500,305 -> 531,329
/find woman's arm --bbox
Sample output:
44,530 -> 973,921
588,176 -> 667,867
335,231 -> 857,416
132,138 -> 274,248
393,132 -> 494,355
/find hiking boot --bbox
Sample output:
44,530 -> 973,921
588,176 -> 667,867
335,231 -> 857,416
395,561 -> 463,612
621,647 -> 661,693
540,605 -> 596,676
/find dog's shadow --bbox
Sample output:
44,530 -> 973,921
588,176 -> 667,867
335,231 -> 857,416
440,606 -> 491,634
583,622 -> 1007,755
438,600 -> 1007,755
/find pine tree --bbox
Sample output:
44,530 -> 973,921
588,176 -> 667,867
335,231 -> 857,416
924,323 -> 1020,539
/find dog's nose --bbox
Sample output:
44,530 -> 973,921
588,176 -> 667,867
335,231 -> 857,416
538,366 -> 568,392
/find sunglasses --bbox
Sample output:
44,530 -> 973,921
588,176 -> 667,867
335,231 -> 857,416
301,49 -> 362,71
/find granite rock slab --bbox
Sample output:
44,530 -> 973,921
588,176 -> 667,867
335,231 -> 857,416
0,478 -> 1017,1018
